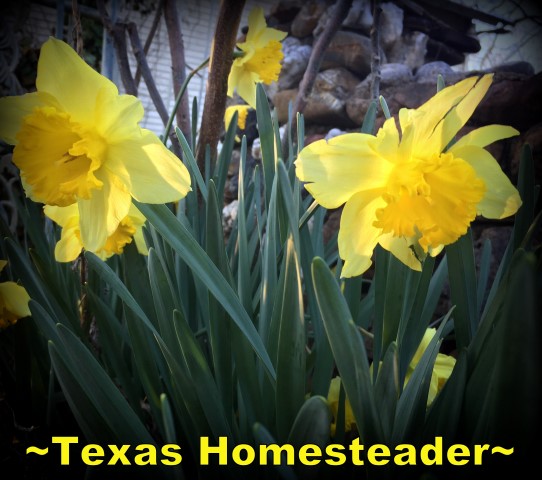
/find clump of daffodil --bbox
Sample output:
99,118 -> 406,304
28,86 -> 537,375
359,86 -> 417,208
227,7 -> 287,108
296,75 -> 522,277
44,203 -> 148,262
404,328 -> 456,406
0,260 -> 31,329
327,328 -> 455,435
0,37 -> 191,253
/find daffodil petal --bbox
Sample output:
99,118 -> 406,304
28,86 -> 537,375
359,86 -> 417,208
244,7 -> 287,46
338,193 -> 386,277
428,75 -> 493,154
434,352 -> 456,381
451,124 -> 519,150
55,225 -> 83,262
405,76 -> 478,146
36,37 -> 116,123
107,131 -> 191,203
94,87 -> 145,140
378,234 -> 422,271
77,171 -> 131,251
44,204 -> 79,227
450,145 -> 522,219
0,282 -> 31,317
234,69 -> 260,108
0,91 -> 57,144
296,133 -> 390,209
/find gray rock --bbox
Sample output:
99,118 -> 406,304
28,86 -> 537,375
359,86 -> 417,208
415,61 -> 464,84
380,2 -> 403,50
379,63 -> 413,86
278,37 -> 313,90
387,31 -> 428,70
343,0 -> 372,33
291,1 -> 329,38
321,31 -> 375,78
274,68 -> 360,126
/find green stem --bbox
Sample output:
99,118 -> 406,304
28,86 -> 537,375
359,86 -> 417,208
162,57 -> 210,145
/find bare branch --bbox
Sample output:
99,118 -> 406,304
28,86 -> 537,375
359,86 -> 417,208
292,0 -> 353,118
164,0 -> 191,144
96,0 -> 137,95
134,0 -> 164,87
127,22 -> 169,126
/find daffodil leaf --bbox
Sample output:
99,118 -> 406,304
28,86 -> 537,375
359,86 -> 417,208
160,394 -> 179,447
374,342 -> 400,442
252,423 -> 298,480
85,289 -> 142,411
176,126 -> 207,201
205,181 -> 234,417
514,144 -> 535,250
49,324 -> 154,444
173,310 -> 234,441
422,349 -> 467,442
312,256 -> 383,444
237,136 -> 252,314
276,236 -> 306,443
391,315 -> 450,445
135,201 -> 276,383
256,82 -> 275,208
446,229 -> 478,349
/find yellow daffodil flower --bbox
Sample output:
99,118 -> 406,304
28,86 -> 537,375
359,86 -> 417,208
0,260 -> 31,329
404,328 -> 456,405
327,328 -> 455,434
327,377 -> 357,436
44,203 -> 148,262
224,104 -> 251,131
224,104 -> 252,141
0,38 -> 191,252
227,7 -> 287,108
296,75 -> 522,277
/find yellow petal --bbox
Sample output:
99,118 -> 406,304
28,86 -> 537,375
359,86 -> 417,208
244,7 -> 287,47
410,328 -> 437,366
0,91 -> 57,145
338,193 -> 386,277
44,204 -> 79,227
94,86 -> 145,140
106,130 -> 191,203
0,260 -> 6,272
295,133 -> 390,209
449,145 -> 522,219
451,124 -> 519,150
55,225 -> 83,262
434,353 -> 456,385
409,76 -> 478,143
426,75 -> 493,155
77,170 -> 132,251
36,37 -> 117,124
230,67 -> 260,108
378,234 -> 422,271
224,105 -> 251,131
0,281 -> 31,318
